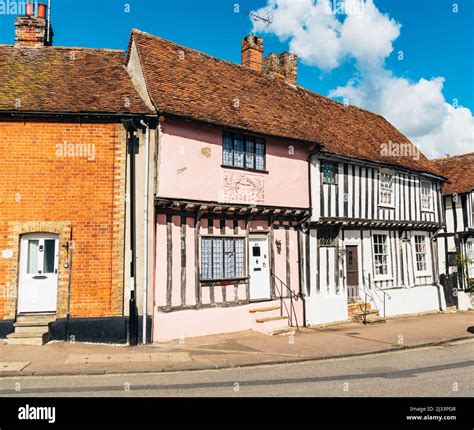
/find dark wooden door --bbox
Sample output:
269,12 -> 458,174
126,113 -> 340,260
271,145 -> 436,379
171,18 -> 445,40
346,246 -> 359,299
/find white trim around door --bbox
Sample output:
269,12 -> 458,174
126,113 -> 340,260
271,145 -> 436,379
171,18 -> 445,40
17,233 -> 59,314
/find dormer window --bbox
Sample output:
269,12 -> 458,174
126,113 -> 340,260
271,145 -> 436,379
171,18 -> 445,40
379,171 -> 394,206
321,161 -> 337,184
222,132 -> 266,171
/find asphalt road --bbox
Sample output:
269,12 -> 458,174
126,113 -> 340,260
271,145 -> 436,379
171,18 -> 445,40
0,340 -> 472,397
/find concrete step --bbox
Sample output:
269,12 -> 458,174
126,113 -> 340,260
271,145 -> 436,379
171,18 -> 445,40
348,302 -> 372,314
249,306 -> 280,313
16,314 -> 55,325
364,316 -> 386,325
352,308 -> 381,323
352,308 -> 380,316
6,331 -> 50,346
254,316 -> 289,334
249,305 -> 281,320
268,327 -> 296,336
13,324 -> 49,334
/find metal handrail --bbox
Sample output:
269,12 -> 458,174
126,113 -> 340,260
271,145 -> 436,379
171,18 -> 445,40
271,271 -> 300,331
361,273 -> 391,321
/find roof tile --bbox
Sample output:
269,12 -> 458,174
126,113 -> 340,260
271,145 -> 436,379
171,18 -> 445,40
0,45 -> 152,115
131,30 -> 442,177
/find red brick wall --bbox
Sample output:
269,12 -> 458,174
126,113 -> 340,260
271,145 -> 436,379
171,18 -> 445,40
0,121 -> 126,319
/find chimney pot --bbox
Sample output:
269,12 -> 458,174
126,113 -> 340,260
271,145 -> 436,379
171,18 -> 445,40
241,35 -> 264,72
37,3 -> 47,19
25,2 -> 34,16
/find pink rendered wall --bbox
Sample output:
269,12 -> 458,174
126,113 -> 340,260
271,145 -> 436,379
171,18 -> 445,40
155,214 -> 167,307
157,118 -> 310,208
153,297 -> 304,341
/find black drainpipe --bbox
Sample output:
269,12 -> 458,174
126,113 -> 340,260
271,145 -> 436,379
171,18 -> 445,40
122,119 -> 144,346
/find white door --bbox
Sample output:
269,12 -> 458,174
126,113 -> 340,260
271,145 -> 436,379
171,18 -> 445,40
18,233 -> 59,313
249,237 -> 270,300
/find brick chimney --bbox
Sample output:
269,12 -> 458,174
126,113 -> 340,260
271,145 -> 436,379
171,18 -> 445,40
263,51 -> 298,86
241,35 -> 264,72
15,2 -> 52,48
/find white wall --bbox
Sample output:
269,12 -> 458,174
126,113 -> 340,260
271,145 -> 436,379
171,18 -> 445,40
305,295 -> 348,325
363,284 -> 446,317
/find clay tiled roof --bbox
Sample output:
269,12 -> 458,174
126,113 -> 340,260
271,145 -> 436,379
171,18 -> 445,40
431,153 -> 474,195
0,45 -> 152,115
130,30 -> 443,178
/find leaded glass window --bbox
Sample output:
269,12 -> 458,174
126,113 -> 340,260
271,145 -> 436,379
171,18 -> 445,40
222,132 -> 266,171
321,161 -> 337,185
201,237 -> 245,280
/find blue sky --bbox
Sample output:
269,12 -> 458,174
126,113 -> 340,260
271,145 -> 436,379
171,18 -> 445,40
0,0 -> 472,156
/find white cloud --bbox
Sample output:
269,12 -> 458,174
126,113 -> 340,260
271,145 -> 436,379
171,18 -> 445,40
412,104 -> 474,158
253,0 -> 474,158
253,0 -> 400,70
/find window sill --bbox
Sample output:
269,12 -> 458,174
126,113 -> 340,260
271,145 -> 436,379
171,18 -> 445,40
414,272 -> 431,277
200,277 -> 249,285
421,209 -> 435,213
373,275 -> 393,282
221,164 -> 269,174
378,204 -> 395,209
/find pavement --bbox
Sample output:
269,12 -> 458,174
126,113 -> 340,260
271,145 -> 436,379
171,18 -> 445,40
1,340 -> 473,397
0,311 -> 472,377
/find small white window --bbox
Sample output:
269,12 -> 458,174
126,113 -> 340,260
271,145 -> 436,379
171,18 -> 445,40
379,172 -> 394,206
414,235 -> 428,272
467,240 -> 474,279
373,234 -> 389,276
421,181 -> 433,211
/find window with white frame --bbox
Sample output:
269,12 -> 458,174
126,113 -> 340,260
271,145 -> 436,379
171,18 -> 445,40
201,236 -> 245,281
373,234 -> 389,276
421,181 -> 433,211
467,240 -> 474,278
223,132 -> 265,171
379,172 -> 394,206
414,235 -> 428,272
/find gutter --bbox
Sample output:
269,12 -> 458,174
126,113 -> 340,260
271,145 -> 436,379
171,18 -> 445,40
0,111 -> 156,121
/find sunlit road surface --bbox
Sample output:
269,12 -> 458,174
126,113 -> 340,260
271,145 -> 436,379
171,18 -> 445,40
0,340 -> 472,397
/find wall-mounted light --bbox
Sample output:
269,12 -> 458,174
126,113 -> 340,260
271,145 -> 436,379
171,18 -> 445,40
275,239 -> 282,254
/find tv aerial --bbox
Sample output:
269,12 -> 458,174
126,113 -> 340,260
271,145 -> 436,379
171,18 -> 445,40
240,9 -> 274,30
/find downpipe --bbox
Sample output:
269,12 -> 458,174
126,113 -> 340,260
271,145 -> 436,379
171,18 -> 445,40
140,120 -> 150,344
